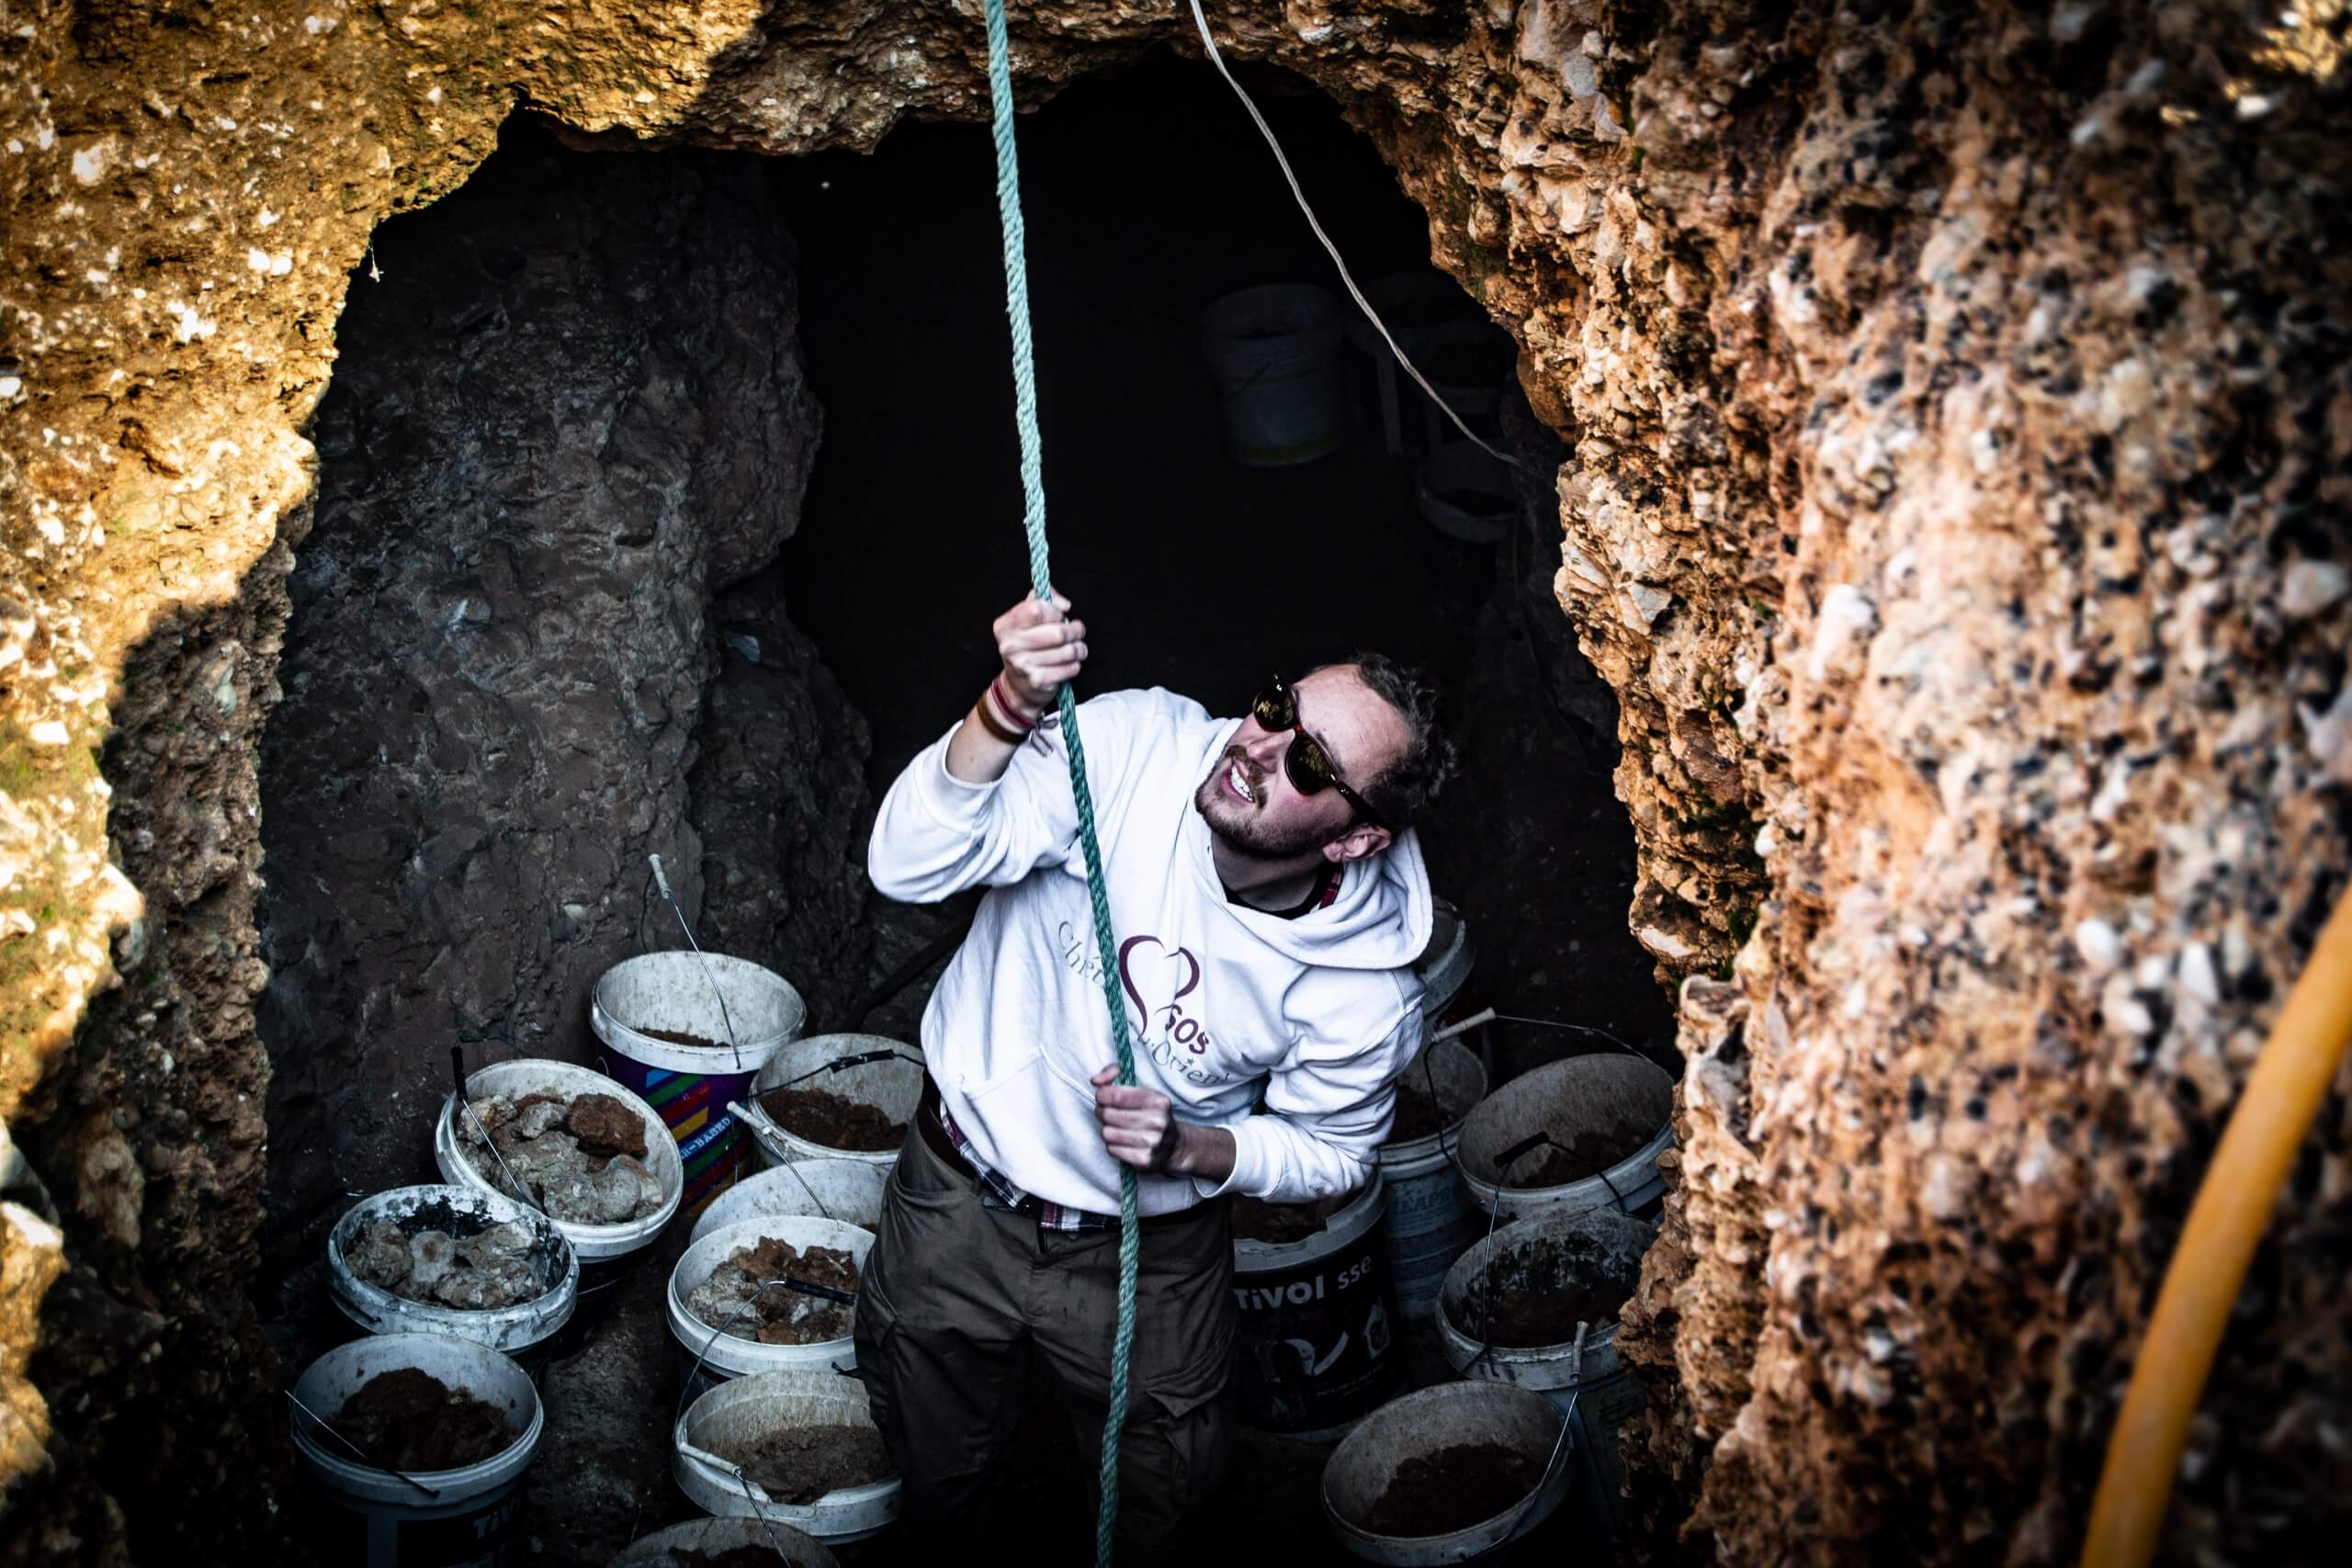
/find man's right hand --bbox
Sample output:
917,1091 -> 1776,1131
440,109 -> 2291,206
994,593 -> 1088,716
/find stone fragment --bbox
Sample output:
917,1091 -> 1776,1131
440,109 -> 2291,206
566,1092 -> 649,1159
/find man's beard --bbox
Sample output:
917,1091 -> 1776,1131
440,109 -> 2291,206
1193,750 -> 1340,860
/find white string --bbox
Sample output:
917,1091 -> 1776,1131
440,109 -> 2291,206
1184,0 -> 1530,471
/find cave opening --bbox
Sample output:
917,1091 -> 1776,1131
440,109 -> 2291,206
246,51 -> 1674,1562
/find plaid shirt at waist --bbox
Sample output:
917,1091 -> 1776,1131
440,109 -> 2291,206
933,1098 -> 1121,1234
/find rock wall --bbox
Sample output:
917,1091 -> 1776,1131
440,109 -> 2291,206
2,3 -> 2347,1564
254,122 -> 843,1261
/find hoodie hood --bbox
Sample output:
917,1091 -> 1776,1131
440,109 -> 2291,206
1184,719 -> 1434,971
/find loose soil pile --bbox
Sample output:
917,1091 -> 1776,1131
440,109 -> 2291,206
1363,1440 -> 1540,1537
685,1236 -> 860,1344
1385,1079 -> 1451,1145
458,1089 -> 665,1224
1485,1277 -> 1634,1348
348,1217 -> 548,1310
759,1086 -> 903,1152
333,1367 -> 513,1472
718,1423 -> 895,1505
1499,1112 -> 1653,1188
1232,1188 -> 1355,1244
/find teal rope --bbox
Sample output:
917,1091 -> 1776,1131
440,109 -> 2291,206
980,4 -> 1141,1563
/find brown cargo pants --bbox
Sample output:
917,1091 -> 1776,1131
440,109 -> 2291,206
852,1118 -> 1235,1565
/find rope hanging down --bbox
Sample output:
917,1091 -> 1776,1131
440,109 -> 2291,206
978,3 -> 1143,1563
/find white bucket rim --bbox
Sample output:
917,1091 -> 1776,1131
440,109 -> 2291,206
327,1184 -> 579,1349
591,951 -> 808,1074
668,1215 -> 876,1375
607,1516 -> 841,1567
1233,1169 -> 1386,1269
744,1036 -> 922,1167
673,1369 -> 902,1537
1455,1054 -> 1677,1190
688,1160 -> 890,1249
288,1332 -> 545,1495
1319,1380 -> 1574,1560
434,1058 -> 684,1258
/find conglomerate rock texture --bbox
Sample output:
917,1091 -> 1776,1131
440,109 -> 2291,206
253,123 -> 851,1261
1,3 -> 2346,1565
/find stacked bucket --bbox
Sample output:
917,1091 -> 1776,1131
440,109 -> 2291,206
293,935 -> 928,1563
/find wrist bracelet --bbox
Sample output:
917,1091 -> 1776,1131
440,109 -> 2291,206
990,674 -> 1040,731
971,695 -> 1026,746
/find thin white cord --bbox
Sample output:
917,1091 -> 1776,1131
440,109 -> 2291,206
1185,0 -> 1530,471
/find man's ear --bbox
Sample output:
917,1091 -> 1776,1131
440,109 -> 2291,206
1325,824 -> 1393,864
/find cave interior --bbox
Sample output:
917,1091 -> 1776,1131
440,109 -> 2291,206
233,52 -> 1674,1563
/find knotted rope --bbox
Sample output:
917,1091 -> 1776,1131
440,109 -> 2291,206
979,3 -> 1141,1562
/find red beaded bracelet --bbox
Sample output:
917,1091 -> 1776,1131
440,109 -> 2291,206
989,674 -> 1040,732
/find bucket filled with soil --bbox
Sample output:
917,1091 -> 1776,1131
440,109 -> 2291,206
741,1034 -> 922,1170
288,1331 -> 544,1567
436,1058 -> 682,1350
593,952 -> 808,1216
1321,1381 -> 1573,1563
1415,441 -> 1519,547
688,1159 -> 888,1249
674,1370 -> 900,1544
606,1515 -> 840,1567
668,1215 -> 875,1389
329,1184 -> 577,1365
1438,1206 -> 1655,1540
1456,1054 -> 1675,1226
1231,1176 -> 1398,1437
1376,1040 -> 1487,1321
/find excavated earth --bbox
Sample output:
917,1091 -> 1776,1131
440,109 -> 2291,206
2,4 -> 2348,1566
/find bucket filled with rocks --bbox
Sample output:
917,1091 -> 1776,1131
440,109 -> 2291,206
605,1515 -> 840,1567
435,1058 -> 683,1337
738,1034 -> 922,1169
1319,1381 -> 1573,1563
668,1215 -> 875,1393
673,1370 -> 900,1545
288,1331 -> 545,1568
1455,1054 -> 1675,1226
328,1184 -> 577,1367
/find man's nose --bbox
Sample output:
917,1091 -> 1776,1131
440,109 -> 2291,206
1242,727 -> 1290,768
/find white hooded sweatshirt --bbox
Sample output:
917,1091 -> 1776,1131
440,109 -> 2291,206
867,687 -> 1431,1214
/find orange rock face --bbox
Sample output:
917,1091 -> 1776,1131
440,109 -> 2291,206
2,4 -> 2346,1564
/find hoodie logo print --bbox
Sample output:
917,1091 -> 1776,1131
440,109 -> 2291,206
1119,935 -> 1210,1055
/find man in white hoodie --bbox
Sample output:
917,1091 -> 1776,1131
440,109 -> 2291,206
854,593 -> 1451,1562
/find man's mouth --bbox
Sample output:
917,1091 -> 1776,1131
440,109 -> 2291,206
1226,759 -> 1257,807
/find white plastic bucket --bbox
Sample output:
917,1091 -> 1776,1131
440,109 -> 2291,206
434,1058 -> 684,1263
1403,320 -> 1514,446
1199,284 -> 1347,467
592,952 -> 807,1217
607,1516 -> 840,1567
1232,1174 -> 1398,1437
327,1185 -> 578,1365
689,1160 -> 889,1249
1437,1207 -> 1655,1541
1320,1381 -> 1575,1564
674,1370 -> 901,1544
288,1332 -> 544,1568
668,1215 -> 876,1396
1457,1055 -> 1676,1227
1416,441 -> 1519,546
1412,899 -> 1473,1021
1376,1042 -> 1487,1321
741,1035 -> 922,1170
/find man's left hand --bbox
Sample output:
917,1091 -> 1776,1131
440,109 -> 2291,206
1092,1066 -> 1184,1173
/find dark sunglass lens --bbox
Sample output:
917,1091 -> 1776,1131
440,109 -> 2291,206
1286,735 -> 1337,794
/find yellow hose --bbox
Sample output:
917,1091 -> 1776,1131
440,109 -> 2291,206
2081,886 -> 2352,1567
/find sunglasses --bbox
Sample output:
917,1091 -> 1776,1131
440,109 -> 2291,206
1250,675 -> 1387,829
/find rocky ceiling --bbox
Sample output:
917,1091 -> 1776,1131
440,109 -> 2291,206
2,2 -> 2348,1564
